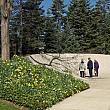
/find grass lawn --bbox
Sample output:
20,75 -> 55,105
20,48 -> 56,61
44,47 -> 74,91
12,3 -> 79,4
0,101 -> 20,110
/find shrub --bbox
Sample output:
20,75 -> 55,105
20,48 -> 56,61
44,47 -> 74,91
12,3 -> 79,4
0,55 -> 89,110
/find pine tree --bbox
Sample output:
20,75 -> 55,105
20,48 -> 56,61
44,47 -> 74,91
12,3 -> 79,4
22,0 -> 45,54
9,0 -> 45,55
44,16 -> 58,53
65,0 -> 93,53
9,0 -> 21,56
45,0 -> 66,53
92,0 -> 110,54
101,0 -> 110,54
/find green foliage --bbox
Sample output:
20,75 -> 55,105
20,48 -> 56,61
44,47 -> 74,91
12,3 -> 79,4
62,0 -> 110,54
2,0 -> 110,56
0,55 -> 89,110
7,0 -> 110,55
21,0 -> 45,54
0,102 -> 20,110
44,16 -> 58,53
65,0 -> 93,53
45,0 -> 66,53
90,0 -> 110,54
10,0 -> 45,55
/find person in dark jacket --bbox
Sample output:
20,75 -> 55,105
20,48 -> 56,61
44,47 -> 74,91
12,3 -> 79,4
87,58 -> 93,77
94,60 -> 99,77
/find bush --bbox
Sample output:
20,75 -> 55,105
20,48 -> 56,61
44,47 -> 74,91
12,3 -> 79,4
0,55 -> 89,110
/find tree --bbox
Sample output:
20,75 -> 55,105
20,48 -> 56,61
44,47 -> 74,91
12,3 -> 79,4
92,0 -> 110,54
1,0 -> 11,60
65,0 -> 93,53
9,0 -> 21,56
45,0 -> 66,53
21,0 -> 45,54
44,16 -> 58,53
9,0 -> 45,55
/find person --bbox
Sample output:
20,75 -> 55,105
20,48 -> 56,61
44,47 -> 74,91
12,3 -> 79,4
79,59 -> 86,78
87,58 -> 93,77
94,60 -> 99,77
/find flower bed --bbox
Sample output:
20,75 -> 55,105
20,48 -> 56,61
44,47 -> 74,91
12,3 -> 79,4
0,55 -> 89,110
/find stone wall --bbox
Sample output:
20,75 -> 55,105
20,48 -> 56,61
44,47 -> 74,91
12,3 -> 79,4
27,54 -> 110,77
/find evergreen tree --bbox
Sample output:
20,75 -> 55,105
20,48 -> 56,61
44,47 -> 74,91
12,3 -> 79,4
45,0 -> 66,53
21,0 -> 45,54
44,16 -> 58,53
9,0 -> 20,56
92,0 -> 110,54
6,0 -> 110,55
9,0 -> 45,55
65,0 -> 93,53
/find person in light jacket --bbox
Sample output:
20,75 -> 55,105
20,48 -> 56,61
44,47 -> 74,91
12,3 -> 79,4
79,59 -> 86,78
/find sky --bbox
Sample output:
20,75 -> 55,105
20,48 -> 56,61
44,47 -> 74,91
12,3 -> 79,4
41,0 -> 96,14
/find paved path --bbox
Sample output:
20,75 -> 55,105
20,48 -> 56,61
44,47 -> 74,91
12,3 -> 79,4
48,73 -> 110,110
30,54 -> 110,110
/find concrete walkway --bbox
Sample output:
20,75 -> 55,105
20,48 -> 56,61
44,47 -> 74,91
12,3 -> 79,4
29,54 -> 110,110
48,73 -> 110,110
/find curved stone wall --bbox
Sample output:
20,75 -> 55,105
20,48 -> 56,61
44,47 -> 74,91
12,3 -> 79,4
27,54 -> 110,77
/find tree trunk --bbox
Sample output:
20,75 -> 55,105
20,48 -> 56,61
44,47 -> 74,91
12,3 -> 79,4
1,0 -> 10,60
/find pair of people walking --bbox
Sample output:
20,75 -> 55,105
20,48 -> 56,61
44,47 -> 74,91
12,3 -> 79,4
79,58 -> 99,78
87,58 -> 99,77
